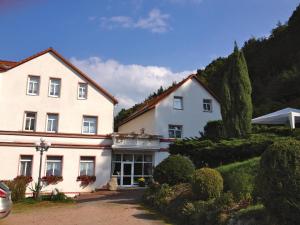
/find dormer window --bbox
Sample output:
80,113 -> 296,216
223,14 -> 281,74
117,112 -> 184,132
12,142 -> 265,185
173,96 -> 183,110
49,78 -> 61,97
78,83 -> 88,99
27,75 -> 40,95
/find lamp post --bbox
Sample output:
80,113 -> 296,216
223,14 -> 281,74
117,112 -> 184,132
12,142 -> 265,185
35,137 -> 51,199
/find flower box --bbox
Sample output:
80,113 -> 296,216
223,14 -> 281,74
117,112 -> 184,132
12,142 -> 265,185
42,176 -> 63,185
77,175 -> 96,187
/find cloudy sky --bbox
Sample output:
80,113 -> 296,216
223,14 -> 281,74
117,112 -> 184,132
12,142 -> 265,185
0,0 -> 299,110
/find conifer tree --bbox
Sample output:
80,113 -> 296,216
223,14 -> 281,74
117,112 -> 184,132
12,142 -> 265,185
221,43 -> 253,137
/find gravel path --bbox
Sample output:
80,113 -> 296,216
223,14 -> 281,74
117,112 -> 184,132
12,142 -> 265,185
0,190 -> 167,225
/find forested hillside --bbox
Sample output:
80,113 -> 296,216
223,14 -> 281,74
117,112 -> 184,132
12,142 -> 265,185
198,4 -> 300,117
116,4 -> 300,127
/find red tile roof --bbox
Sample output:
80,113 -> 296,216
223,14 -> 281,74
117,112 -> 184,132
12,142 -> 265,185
118,74 -> 220,127
0,48 -> 118,104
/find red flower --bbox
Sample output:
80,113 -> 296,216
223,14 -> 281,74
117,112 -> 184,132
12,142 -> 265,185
77,175 -> 96,187
42,176 -> 63,185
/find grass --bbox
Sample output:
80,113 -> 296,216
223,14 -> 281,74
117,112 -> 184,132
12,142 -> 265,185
12,197 -> 76,214
217,157 -> 260,175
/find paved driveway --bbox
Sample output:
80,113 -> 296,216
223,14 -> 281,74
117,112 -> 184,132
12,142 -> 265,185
0,190 -> 168,225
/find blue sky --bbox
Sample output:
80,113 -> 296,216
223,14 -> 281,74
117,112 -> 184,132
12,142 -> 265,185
1,0 -> 299,109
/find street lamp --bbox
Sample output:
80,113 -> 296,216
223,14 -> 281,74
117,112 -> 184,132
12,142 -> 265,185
35,138 -> 51,199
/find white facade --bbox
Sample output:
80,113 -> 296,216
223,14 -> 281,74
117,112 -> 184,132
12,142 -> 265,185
0,48 -> 117,195
119,76 -> 222,138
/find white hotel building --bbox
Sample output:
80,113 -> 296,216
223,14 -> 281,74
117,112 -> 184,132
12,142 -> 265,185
0,48 -> 221,195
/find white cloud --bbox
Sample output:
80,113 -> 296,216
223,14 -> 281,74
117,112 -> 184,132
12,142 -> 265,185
70,57 -> 195,111
96,9 -> 171,33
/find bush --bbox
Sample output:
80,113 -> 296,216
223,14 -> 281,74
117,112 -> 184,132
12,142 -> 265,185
153,155 -> 195,185
191,168 -> 223,200
203,120 -> 225,140
3,176 -> 28,202
256,139 -> 300,225
170,134 -> 275,168
217,158 -> 260,201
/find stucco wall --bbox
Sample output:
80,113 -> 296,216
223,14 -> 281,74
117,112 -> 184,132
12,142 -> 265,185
155,78 -> 222,138
0,146 -> 112,194
0,52 -> 114,135
118,109 -> 156,134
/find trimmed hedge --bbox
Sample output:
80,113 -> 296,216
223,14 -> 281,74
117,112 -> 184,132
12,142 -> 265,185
169,134 -> 276,168
153,155 -> 195,185
256,139 -> 300,225
191,168 -> 223,200
203,120 -> 225,140
217,157 -> 260,200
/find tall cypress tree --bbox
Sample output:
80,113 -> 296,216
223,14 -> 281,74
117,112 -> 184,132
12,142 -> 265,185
221,43 -> 253,138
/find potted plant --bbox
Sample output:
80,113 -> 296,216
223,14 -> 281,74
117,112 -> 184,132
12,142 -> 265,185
77,175 -> 96,187
138,177 -> 145,187
42,175 -> 63,185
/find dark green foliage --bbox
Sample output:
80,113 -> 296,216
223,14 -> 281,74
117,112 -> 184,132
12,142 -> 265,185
221,43 -> 253,138
170,134 -> 274,168
3,178 -> 27,202
203,120 -> 225,140
191,168 -> 223,200
198,4 -> 300,118
153,155 -> 195,185
217,157 -> 260,200
256,139 -> 300,225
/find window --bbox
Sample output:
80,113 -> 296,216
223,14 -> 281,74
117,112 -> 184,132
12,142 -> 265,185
80,157 -> 95,176
82,116 -> 97,134
203,99 -> 212,112
168,125 -> 183,138
49,78 -> 61,97
27,76 -> 40,95
24,112 -> 36,131
19,155 -> 33,176
47,114 -> 58,133
78,83 -> 88,99
173,96 -> 183,110
46,156 -> 62,176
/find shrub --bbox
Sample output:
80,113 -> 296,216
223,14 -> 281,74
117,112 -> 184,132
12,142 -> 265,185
153,155 -> 195,185
3,176 -> 28,202
256,139 -> 300,225
217,157 -> 260,200
203,120 -> 225,140
191,168 -> 223,200
170,134 -> 275,168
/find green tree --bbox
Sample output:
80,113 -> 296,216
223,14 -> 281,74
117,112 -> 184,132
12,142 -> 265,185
221,43 -> 253,138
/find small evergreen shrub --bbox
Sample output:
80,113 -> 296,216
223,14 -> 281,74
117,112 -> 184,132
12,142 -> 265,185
191,168 -> 223,200
217,157 -> 260,201
170,134 -> 274,168
203,120 -> 225,140
256,139 -> 300,225
3,177 -> 28,202
153,155 -> 195,185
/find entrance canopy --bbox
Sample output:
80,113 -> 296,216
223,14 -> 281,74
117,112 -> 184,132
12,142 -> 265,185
252,108 -> 300,129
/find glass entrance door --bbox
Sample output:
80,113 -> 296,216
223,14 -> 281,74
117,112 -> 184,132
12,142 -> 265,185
121,162 -> 133,186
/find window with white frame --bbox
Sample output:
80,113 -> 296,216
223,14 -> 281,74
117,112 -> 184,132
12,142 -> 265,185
80,157 -> 95,176
82,116 -> 97,134
168,125 -> 183,138
47,114 -> 58,133
203,99 -> 212,112
78,83 -> 88,99
24,112 -> 36,131
46,156 -> 62,176
173,96 -> 183,110
49,78 -> 61,97
27,76 -> 40,95
19,155 -> 33,176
